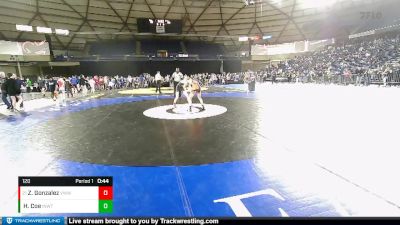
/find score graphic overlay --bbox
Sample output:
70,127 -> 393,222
18,177 -> 113,214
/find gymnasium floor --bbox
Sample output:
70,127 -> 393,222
1,83 -> 400,217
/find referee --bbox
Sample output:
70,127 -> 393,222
171,68 -> 183,97
155,71 -> 162,94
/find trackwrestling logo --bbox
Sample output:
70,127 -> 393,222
2,217 -> 64,225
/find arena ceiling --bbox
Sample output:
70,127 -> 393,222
0,0 -> 396,51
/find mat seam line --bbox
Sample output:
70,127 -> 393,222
158,99 -> 194,216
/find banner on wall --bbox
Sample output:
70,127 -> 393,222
21,40 -> 50,55
251,42 -> 296,56
0,40 -> 50,56
251,38 -> 335,56
0,40 -> 22,55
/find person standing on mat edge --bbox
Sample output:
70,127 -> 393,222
155,71 -> 162,94
0,72 -> 12,110
57,77 -> 66,106
171,68 -> 183,97
48,77 -> 57,101
15,74 -> 24,110
6,73 -> 22,111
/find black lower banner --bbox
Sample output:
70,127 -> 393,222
66,217 -> 400,225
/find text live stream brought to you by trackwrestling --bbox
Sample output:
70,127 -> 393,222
3,217 -> 400,225
0,217 -> 221,225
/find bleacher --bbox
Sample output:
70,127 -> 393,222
185,41 -> 224,59
140,40 -> 182,56
90,41 -> 136,55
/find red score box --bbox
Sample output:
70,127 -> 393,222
99,186 -> 113,200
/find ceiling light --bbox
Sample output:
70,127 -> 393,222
16,24 -> 33,32
55,29 -> 69,36
299,0 -> 336,9
243,0 -> 255,6
36,26 -> 52,34
239,36 -> 249,42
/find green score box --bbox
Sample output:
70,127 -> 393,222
99,200 -> 113,213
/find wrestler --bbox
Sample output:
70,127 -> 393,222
173,75 -> 205,112
172,76 -> 190,109
185,76 -> 205,112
